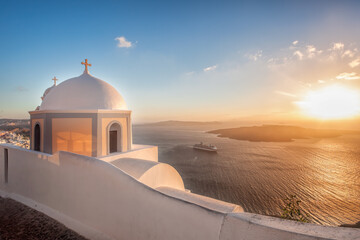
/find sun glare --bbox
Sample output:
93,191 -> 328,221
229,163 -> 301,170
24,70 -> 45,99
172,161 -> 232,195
296,85 -> 360,120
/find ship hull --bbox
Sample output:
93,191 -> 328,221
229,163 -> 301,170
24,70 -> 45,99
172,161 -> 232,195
193,146 -> 217,152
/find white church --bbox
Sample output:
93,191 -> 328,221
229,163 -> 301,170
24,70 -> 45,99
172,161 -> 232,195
0,60 -> 358,240
30,59 -> 132,157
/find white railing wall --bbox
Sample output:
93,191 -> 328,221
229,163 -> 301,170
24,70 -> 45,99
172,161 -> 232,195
0,145 -> 358,240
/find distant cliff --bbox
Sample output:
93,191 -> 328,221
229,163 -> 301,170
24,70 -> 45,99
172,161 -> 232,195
208,125 -> 360,142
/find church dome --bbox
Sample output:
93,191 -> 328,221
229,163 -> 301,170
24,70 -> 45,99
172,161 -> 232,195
39,72 -> 127,111
41,85 -> 55,101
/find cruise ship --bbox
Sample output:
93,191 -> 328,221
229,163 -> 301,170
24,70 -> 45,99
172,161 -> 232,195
193,142 -> 217,152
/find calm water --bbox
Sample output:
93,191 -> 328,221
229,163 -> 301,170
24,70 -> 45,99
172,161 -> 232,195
133,124 -> 360,226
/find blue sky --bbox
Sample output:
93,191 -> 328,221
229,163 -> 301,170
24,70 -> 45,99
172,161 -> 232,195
1,0 -> 360,122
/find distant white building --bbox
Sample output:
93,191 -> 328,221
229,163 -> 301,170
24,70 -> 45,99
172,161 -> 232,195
0,60 -> 358,240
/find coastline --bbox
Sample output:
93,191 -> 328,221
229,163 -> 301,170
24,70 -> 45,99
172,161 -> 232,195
208,125 -> 360,142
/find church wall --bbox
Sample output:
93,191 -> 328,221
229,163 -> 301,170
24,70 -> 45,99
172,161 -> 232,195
101,117 -> 129,156
44,113 -> 98,157
97,111 -> 132,156
52,118 -> 93,157
29,112 -> 99,156
0,144 -> 358,240
29,111 -> 133,157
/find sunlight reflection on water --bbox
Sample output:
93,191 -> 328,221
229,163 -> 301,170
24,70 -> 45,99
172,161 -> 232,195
133,125 -> 360,226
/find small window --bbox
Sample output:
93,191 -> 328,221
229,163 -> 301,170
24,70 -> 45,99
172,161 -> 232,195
109,123 -> 122,154
34,124 -> 41,151
4,148 -> 8,183
110,130 -> 117,153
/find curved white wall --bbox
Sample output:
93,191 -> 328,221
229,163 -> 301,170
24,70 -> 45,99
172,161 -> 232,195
0,145 -> 359,240
99,144 -> 158,162
110,157 -> 185,190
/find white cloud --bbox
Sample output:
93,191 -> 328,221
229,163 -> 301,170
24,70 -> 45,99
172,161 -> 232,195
292,40 -> 299,46
267,58 -> 275,64
203,65 -> 217,72
307,45 -> 316,52
336,72 -> 360,80
306,45 -> 317,58
332,42 -> 344,51
293,50 -> 304,60
342,49 -> 355,58
318,80 -> 326,84
275,91 -> 297,98
247,50 -> 262,61
349,58 -> 360,68
115,36 -> 132,48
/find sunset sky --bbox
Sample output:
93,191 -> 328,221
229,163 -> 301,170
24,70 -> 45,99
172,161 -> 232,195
1,0 -> 360,123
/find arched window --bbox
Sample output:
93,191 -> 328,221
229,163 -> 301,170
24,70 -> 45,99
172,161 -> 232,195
34,124 -> 41,151
109,123 -> 122,154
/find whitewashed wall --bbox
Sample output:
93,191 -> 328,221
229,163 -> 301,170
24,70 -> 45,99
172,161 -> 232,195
99,144 -> 158,162
0,144 -> 359,240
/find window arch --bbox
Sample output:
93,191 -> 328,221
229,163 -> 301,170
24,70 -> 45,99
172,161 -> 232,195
34,124 -> 41,151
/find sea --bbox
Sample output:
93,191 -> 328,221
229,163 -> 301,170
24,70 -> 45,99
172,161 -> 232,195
133,124 -> 360,226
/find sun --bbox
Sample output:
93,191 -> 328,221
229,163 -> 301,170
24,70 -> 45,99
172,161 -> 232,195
296,85 -> 360,120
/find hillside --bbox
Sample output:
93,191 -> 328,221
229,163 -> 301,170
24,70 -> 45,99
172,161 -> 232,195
208,125 -> 360,142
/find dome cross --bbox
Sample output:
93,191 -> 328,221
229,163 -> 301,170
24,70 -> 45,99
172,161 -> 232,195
81,59 -> 92,73
52,76 -> 58,86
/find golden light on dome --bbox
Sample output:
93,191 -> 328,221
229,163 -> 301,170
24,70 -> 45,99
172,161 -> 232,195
296,85 -> 360,120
